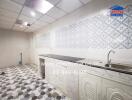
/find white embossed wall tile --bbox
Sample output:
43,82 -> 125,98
35,5 -> 132,49
36,33 -> 51,48
53,5 -> 132,49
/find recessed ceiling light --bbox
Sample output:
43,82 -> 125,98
30,11 -> 36,17
15,19 -> 30,27
25,0 -> 54,14
23,22 -> 28,26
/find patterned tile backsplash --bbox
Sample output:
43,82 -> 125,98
36,32 -> 51,48
36,5 -> 132,49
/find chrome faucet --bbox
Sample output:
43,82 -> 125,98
106,50 -> 115,67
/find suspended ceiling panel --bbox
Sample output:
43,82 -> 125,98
21,6 -> 43,19
0,0 -> 22,13
34,21 -> 48,26
0,9 -> 18,19
57,0 -> 83,12
47,0 -> 61,5
46,7 -> 66,19
11,0 -> 26,5
19,15 -> 36,24
38,14 -> 55,23
0,0 -> 88,32
79,0 -> 92,4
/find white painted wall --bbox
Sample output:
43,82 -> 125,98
0,29 -> 32,68
32,0 -> 132,65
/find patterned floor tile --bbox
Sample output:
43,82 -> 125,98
0,65 -> 68,100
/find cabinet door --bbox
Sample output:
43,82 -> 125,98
102,79 -> 132,100
53,63 -> 67,94
45,61 -> 67,94
79,71 -> 102,100
45,61 -> 53,82
65,68 -> 79,100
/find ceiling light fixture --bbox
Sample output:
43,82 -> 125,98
23,22 -> 28,26
25,0 -> 54,14
15,19 -> 30,27
30,11 -> 36,17
36,0 -> 54,14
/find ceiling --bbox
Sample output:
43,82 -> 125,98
0,0 -> 90,33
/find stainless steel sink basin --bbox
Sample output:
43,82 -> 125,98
105,64 -> 132,71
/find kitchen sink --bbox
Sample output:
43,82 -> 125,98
105,64 -> 132,71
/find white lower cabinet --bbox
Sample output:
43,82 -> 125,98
44,59 -> 132,100
102,79 -> 132,100
45,60 -> 79,100
79,71 -> 102,100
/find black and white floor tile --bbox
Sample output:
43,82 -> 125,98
0,65 -> 68,100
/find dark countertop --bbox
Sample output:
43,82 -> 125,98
39,54 -> 132,75
39,54 -> 84,62
79,62 -> 132,75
